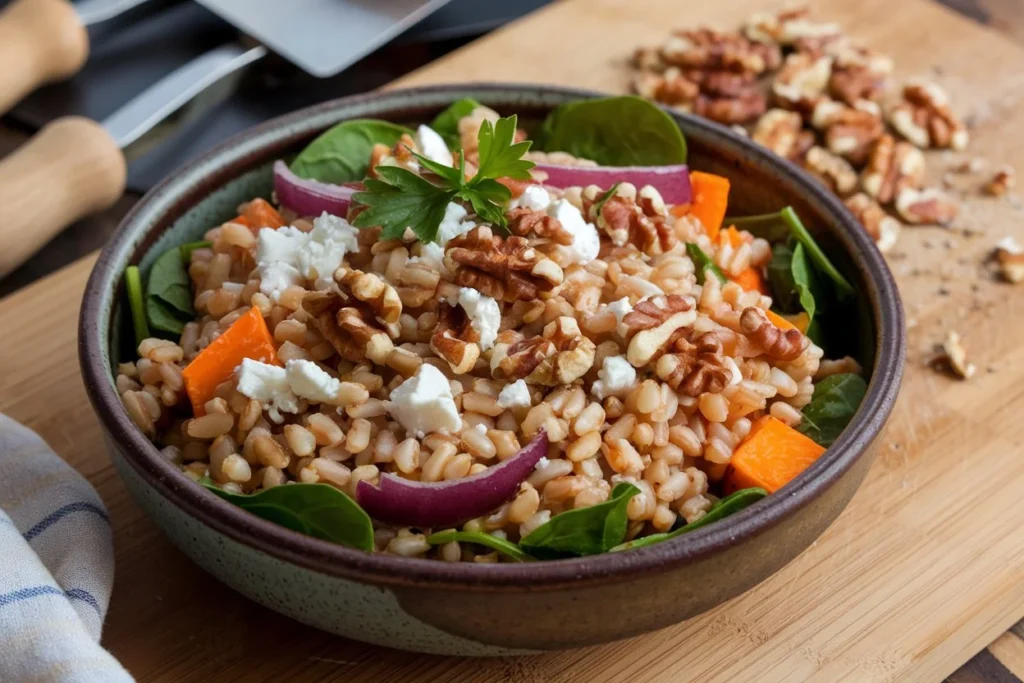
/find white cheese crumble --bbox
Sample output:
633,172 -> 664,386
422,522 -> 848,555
387,364 -> 462,436
236,358 -> 344,422
497,379 -> 532,409
454,287 -> 501,351
410,241 -> 446,271
509,185 -> 551,211
285,359 -> 341,404
436,202 -> 477,246
235,358 -> 298,423
591,355 -> 637,400
548,199 -> 600,265
415,125 -> 454,167
605,297 -> 633,325
255,212 -> 359,299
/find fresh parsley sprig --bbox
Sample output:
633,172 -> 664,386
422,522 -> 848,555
352,115 -> 534,242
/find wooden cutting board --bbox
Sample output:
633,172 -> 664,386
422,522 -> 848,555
1,0 -> 1023,680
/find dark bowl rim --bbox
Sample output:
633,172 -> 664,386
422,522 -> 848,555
79,82 -> 905,590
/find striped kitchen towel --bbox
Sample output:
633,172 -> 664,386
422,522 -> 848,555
0,414 -> 133,682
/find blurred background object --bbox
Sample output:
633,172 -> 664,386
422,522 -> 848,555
0,0 -> 550,294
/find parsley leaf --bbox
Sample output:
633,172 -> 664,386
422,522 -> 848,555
351,113 -> 535,244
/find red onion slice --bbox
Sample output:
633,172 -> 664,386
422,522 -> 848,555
273,160 -> 359,217
356,431 -> 549,528
532,163 -> 692,205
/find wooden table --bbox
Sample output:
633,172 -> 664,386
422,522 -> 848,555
1,0 -> 1024,681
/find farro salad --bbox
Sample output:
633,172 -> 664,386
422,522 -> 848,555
117,96 -> 868,562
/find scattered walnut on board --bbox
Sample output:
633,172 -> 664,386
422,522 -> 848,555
984,166 -> 1015,197
995,237 -> 1024,284
845,193 -> 902,252
933,331 -> 975,380
887,81 -> 969,151
894,186 -> 959,225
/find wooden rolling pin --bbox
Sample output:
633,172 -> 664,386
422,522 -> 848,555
0,0 -> 88,115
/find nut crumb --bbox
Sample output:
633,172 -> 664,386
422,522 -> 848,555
933,331 -> 975,379
995,236 -> 1024,283
984,166 -> 1015,197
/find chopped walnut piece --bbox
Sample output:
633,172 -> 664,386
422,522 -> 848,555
445,227 -> 563,303
772,52 -> 833,113
845,193 -> 902,252
431,303 -> 481,374
894,187 -> 959,226
632,68 -> 700,106
507,207 -> 574,245
334,268 -> 402,325
887,81 -> 968,151
934,331 -> 975,379
633,45 -> 665,72
740,307 -> 807,361
694,90 -> 767,124
828,43 -> 892,105
744,7 -> 842,47
302,291 -> 394,365
393,261 -> 440,308
860,134 -> 926,205
804,146 -> 858,196
661,28 -> 781,75
752,109 -> 815,161
984,166 -> 1015,197
368,133 -> 418,178
995,238 -> 1024,283
493,317 -> 596,386
656,332 -> 731,396
821,105 -> 885,165
622,295 -> 698,368
596,192 -> 677,255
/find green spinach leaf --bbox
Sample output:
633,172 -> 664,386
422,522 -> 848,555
124,266 -> 150,348
520,482 -> 639,559
200,479 -> 374,551
539,96 -> 687,166
686,242 -> 728,285
768,241 -> 823,324
796,373 -> 867,447
147,246 -> 194,317
728,207 -> 854,298
429,98 -> 482,147
425,530 -> 532,562
611,487 -> 768,552
291,119 -> 413,184
146,296 -> 186,335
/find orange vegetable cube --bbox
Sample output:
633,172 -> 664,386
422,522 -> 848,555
687,172 -> 731,241
239,198 -> 286,232
182,307 -> 279,415
765,310 -> 796,330
730,266 -> 769,295
724,416 -> 826,494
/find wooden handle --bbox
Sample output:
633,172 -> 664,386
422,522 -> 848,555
0,0 -> 88,114
0,117 -> 126,277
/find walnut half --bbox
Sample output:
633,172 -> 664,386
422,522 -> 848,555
492,317 -> 596,386
445,226 -> 563,302
622,295 -> 698,368
740,307 -> 807,361
302,291 -> 394,365
656,332 -> 731,396
431,303 -> 481,374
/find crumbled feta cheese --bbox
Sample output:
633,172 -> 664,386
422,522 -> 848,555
387,364 -> 462,435
410,241 -> 445,271
497,379 -> 532,409
258,261 -> 303,302
591,355 -> 637,400
235,358 -> 298,423
285,359 -> 340,403
548,199 -> 600,265
454,287 -> 501,350
535,456 -> 550,471
415,125 -> 453,167
606,297 -> 633,325
509,185 -> 551,211
436,202 -> 476,246
255,212 -> 359,293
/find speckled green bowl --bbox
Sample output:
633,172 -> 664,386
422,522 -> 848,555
79,84 -> 905,655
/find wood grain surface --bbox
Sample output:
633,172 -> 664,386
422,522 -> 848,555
1,0 -> 1023,681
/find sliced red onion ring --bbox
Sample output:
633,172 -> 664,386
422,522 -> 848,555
356,431 -> 549,528
273,160 -> 359,217
532,163 -> 692,205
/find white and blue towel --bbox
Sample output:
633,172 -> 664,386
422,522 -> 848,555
0,414 -> 133,682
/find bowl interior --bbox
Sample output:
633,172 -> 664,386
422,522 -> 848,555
83,84 -> 903,587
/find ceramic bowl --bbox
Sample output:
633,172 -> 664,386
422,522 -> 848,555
79,84 -> 905,655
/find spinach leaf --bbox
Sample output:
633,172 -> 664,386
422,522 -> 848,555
429,98 -> 481,147
611,487 -> 768,552
291,119 -> 413,184
520,482 -> 639,559
686,242 -> 728,285
147,246 -> 194,317
146,296 -> 186,335
180,240 -> 212,262
797,373 -> 867,447
124,266 -> 150,348
425,530 -> 532,562
767,241 -> 823,324
728,207 -> 854,298
539,96 -> 687,166
200,479 -> 374,551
